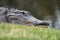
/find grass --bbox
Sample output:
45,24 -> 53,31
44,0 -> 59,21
0,23 -> 60,40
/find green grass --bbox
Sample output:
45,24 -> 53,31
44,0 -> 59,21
0,23 -> 60,40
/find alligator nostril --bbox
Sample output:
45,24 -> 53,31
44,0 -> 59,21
39,22 -> 49,26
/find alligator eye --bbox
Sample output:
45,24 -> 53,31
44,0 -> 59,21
22,12 -> 25,14
21,12 -> 28,16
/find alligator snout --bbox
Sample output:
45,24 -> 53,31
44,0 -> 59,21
27,16 -> 49,26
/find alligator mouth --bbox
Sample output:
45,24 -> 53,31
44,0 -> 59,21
34,22 -> 49,26
39,22 -> 49,26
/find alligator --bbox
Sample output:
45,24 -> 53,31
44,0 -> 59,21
0,7 -> 49,26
